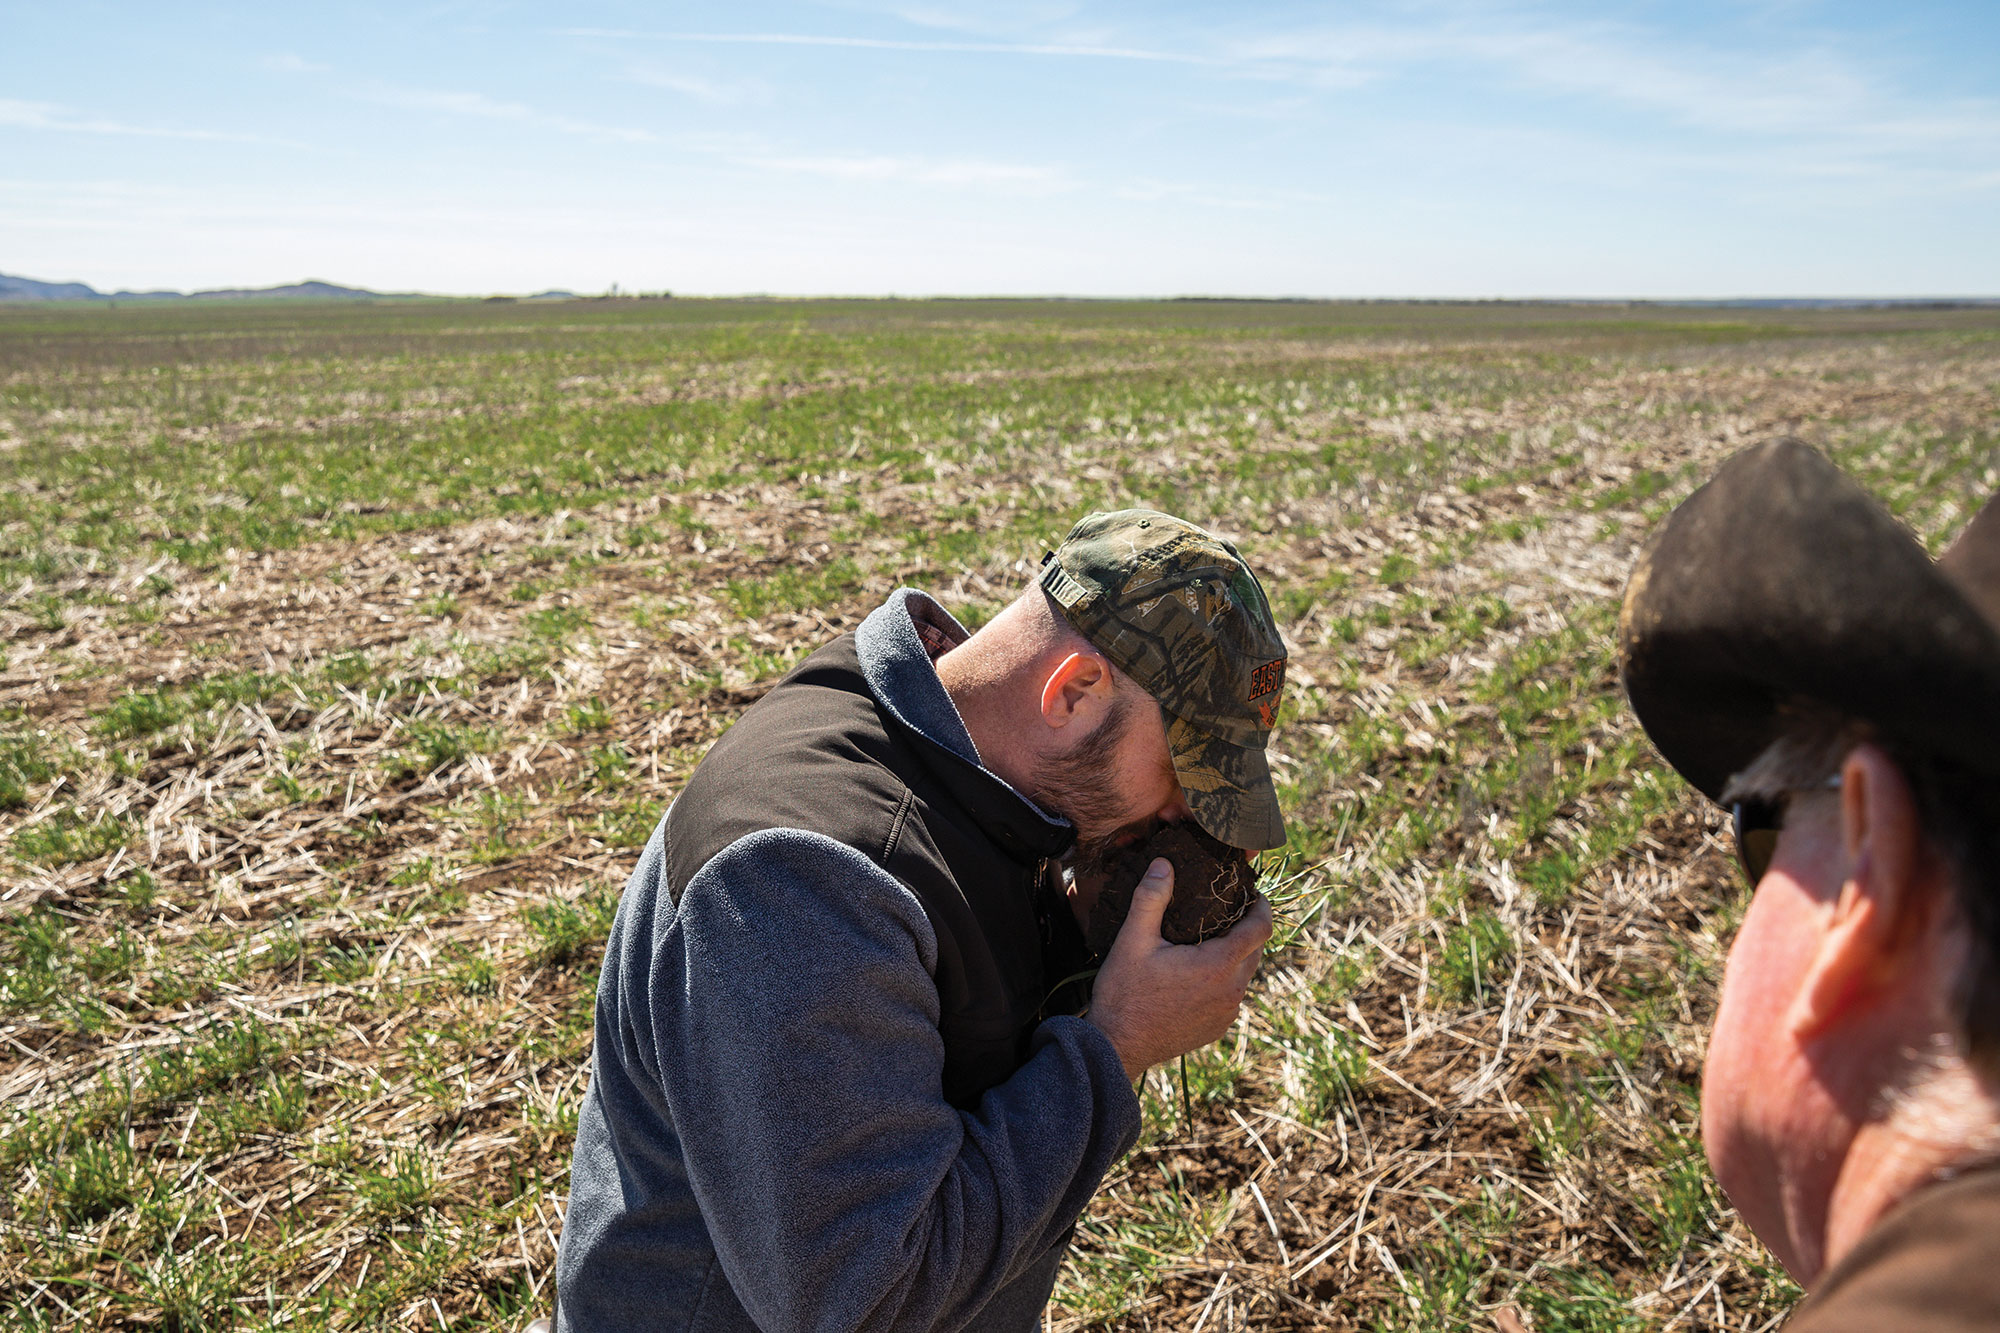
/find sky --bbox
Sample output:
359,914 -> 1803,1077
3,1 -> 1997,298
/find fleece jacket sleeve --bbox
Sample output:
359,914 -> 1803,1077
648,826 -> 1142,1333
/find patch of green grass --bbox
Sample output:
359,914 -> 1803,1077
135,1016 -> 287,1109
119,867 -> 159,913
524,603 -> 590,640
566,696 -> 614,733
1518,1267 -> 1644,1332
184,667 -> 286,711
462,788 -> 532,861
1432,911 -> 1515,1006
1060,1177 -> 1235,1322
1273,569 -> 1353,623
1528,1071 -> 1601,1166
390,855 -> 444,889
355,1146 -> 439,1219
30,594 -> 68,631
92,669 -> 288,742
0,719 -> 69,809
1369,1187 -> 1520,1333
269,767 -> 316,803
1591,467 -> 1672,512
586,741 -> 632,789
1519,766 -> 1683,905
1377,552 -> 1419,586
725,555 -> 865,619
199,1070 -> 314,1147
456,953 -> 500,996
1640,1122 -> 1728,1261
9,808 -> 132,866
1261,1001 -> 1373,1123
128,1246 -> 242,1333
1324,612 -> 1362,642
1136,1044 -> 1244,1137
325,650 -> 375,688
594,792 -> 657,849
311,939 -> 380,983
523,885 -> 617,965
95,689 -> 183,740
32,1134 -> 157,1225
384,718 -> 502,778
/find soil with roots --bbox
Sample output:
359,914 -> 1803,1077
1087,822 -> 1259,953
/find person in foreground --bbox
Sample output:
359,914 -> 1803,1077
551,510 -> 1284,1332
1618,439 -> 2000,1327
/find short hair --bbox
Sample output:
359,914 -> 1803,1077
1725,710 -> 2000,1076
1023,582 -> 1148,697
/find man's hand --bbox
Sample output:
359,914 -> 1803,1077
1086,858 -> 1273,1082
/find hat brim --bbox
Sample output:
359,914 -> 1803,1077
1165,713 -> 1287,851
1618,439 -> 2000,802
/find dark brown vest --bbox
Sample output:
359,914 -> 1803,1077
662,633 -> 1093,1107
1787,1163 -> 2000,1331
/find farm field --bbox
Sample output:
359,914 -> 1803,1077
2,296 -> 1997,1331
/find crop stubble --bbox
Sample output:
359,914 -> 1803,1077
1,299 -> 1996,1331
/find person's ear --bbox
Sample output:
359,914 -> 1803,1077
1793,744 -> 1932,1039
1039,651 -> 1113,733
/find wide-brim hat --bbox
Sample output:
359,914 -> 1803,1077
1618,439 -> 2000,801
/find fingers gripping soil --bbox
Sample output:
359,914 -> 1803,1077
1087,860 -> 1275,1082
1085,822 -> 1259,954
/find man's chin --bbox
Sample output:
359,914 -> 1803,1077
1704,1114 -> 1810,1282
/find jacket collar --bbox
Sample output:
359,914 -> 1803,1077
856,589 -> 1076,864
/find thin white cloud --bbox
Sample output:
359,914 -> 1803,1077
261,52 -> 330,74
561,13 -> 1999,187
621,66 -> 768,107
356,85 -> 657,143
1227,14 -> 2000,178
885,4 -> 1087,39
741,152 -> 1071,191
0,98 -> 284,145
556,15 -> 1992,183
719,144 -> 1288,208
1111,178 -> 1316,212
258,56 -> 662,144
649,125 -> 1073,194
556,27 -> 1214,65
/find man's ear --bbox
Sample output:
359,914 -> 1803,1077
1039,651 -> 1114,733
1793,744 -> 1933,1038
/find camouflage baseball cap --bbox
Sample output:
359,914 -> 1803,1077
1040,509 -> 1289,851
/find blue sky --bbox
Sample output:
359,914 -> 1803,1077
4,2 -> 1996,297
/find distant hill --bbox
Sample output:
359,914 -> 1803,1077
0,272 -> 408,302
0,273 -> 108,301
182,279 -> 389,301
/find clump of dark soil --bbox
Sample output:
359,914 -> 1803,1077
1085,822 -> 1257,954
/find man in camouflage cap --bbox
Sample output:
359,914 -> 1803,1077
1040,507 -> 1290,853
555,508 -> 1280,1332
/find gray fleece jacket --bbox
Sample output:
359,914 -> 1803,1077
554,590 -> 1143,1333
